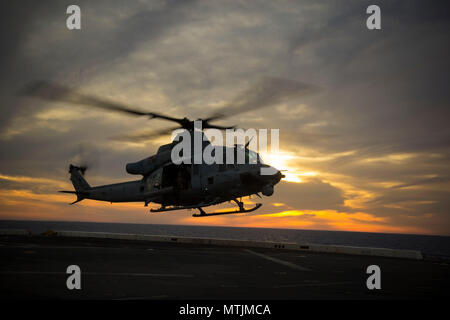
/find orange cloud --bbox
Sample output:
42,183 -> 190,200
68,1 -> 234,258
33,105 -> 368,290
0,170 -> 440,235
176,209 -> 427,235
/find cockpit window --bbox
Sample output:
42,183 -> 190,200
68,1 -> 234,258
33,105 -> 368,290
257,153 -> 265,164
247,150 -> 262,164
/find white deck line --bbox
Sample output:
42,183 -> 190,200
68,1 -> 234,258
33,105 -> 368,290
244,249 -> 311,271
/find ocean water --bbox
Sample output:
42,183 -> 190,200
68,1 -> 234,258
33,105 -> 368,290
0,220 -> 449,259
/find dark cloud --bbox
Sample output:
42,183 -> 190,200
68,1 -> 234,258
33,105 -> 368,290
392,176 -> 450,189
265,179 -> 345,211
214,77 -> 319,119
0,0 -> 198,123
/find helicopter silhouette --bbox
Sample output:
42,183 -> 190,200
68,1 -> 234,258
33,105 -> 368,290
22,78 -> 315,216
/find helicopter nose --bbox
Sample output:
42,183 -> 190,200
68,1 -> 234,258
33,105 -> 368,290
260,167 -> 283,196
274,169 -> 284,184
260,166 -> 283,184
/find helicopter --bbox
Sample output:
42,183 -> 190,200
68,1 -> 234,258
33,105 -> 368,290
22,78 -> 315,217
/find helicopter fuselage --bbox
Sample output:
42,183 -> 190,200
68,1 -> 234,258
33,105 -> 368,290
78,161 -> 282,206
63,138 -> 284,216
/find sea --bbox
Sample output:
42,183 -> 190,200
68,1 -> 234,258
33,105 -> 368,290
0,219 -> 449,259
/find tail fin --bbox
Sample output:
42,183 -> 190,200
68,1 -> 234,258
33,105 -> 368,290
69,164 -> 91,191
59,164 -> 91,204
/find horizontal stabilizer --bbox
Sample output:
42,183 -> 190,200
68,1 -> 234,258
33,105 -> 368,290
59,190 -> 89,196
59,190 -> 89,204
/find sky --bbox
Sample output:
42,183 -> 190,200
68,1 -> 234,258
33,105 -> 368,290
0,0 -> 449,235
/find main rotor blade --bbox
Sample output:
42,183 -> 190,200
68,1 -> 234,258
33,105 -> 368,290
203,123 -> 236,130
206,77 -> 318,121
147,112 -> 187,125
110,126 -> 182,142
21,81 -> 193,126
21,81 -> 150,116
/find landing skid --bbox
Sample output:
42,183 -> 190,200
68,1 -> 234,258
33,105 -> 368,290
192,203 -> 262,217
149,199 -> 262,217
150,203 -> 209,213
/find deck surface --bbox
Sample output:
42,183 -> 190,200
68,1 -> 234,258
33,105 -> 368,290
0,235 -> 447,299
